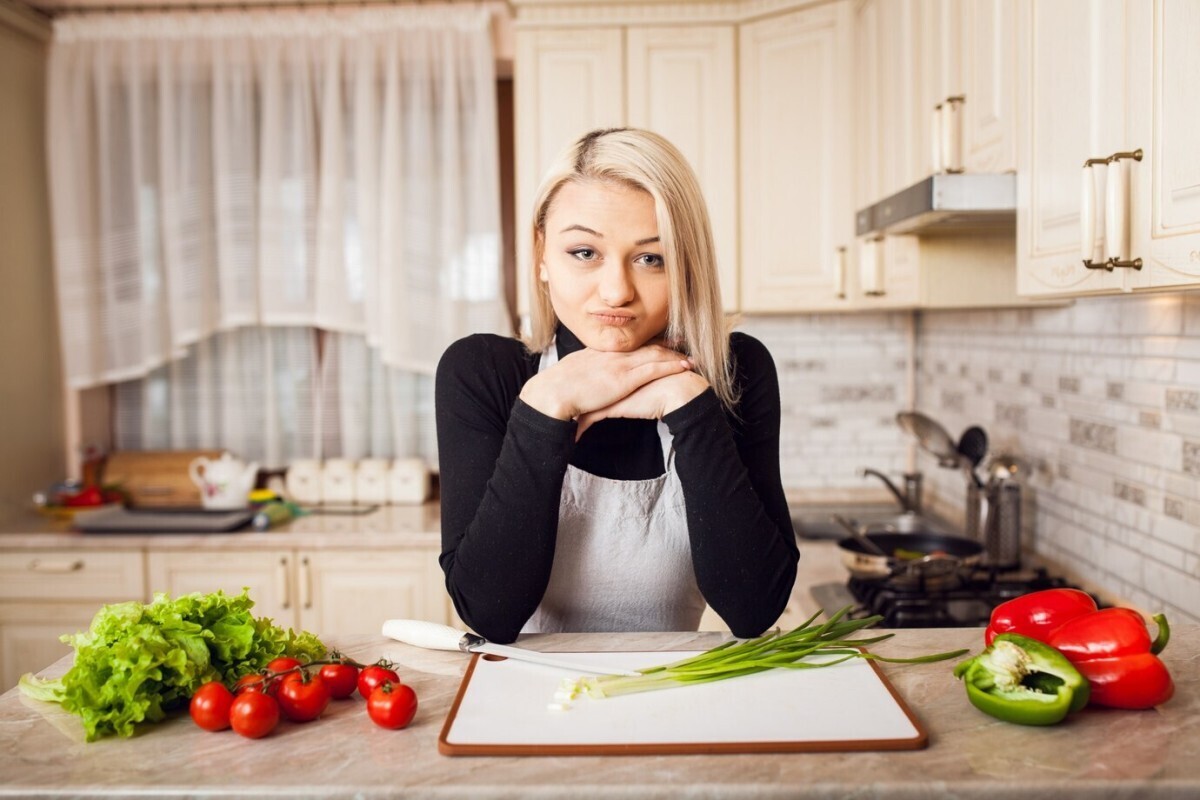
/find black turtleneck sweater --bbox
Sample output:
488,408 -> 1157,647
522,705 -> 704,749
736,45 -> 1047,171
434,325 -> 798,643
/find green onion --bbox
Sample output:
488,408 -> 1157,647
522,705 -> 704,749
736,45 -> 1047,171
560,606 -> 969,703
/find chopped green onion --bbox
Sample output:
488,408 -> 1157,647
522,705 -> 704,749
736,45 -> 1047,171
566,606 -> 969,701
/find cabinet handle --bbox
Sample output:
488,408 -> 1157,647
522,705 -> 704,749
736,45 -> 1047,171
860,237 -> 885,297
27,558 -> 84,573
1081,158 -> 1107,269
941,95 -> 965,174
300,556 -> 312,610
833,246 -> 848,298
1104,149 -> 1143,270
278,556 -> 291,610
931,103 -> 943,174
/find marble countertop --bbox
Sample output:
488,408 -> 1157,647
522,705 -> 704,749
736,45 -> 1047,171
2,626 -> 1197,799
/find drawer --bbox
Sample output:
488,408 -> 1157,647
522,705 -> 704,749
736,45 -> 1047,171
0,550 -> 146,602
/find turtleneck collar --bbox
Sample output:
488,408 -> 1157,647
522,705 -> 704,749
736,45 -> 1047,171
554,323 -> 586,360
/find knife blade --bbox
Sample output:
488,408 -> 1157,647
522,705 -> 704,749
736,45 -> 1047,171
381,619 -> 641,677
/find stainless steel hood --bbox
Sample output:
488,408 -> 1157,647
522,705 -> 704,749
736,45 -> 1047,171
855,173 -> 1016,237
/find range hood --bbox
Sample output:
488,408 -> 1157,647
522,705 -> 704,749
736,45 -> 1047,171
855,173 -> 1016,237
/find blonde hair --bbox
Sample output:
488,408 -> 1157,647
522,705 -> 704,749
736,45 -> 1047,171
525,128 -> 738,411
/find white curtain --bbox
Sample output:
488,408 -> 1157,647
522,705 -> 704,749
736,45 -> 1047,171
47,5 -> 508,465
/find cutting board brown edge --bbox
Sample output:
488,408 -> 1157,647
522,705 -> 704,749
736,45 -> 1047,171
437,650 -> 929,756
104,450 -> 226,508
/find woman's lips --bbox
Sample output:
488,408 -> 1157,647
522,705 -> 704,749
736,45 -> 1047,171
590,311 -> 636,326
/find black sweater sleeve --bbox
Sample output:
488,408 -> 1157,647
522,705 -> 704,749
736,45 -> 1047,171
434,335 -> 575,643
662,333 -> 798,638
435,330 -> 798,643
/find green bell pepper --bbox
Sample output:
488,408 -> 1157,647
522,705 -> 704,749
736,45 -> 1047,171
953,633 -> 1089,726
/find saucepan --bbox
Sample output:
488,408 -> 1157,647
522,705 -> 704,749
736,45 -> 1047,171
834,523 -> 984,589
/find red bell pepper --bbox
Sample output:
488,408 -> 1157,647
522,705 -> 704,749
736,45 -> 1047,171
985,588 -> 1098,645
1046,607 -> 1174,709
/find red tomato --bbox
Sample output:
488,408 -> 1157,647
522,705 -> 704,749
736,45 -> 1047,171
357,665 -> 400,700
319,663 -> 359,700
266,656 -> 303,673
367,681 -> 418,730
229,691 -> 280,739
264,657 -> 303,692
189,681 -> 234,732
234,673 -> 267,694
276,674 -> 331,722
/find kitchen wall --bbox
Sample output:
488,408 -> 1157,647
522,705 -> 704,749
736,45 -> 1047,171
745,293 -> 1200,624
0,2 -> 63,527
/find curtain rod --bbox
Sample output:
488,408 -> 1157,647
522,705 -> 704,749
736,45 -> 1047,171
35,0 -> 499,18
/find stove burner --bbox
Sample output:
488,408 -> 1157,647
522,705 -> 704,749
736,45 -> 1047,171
844,566 -> 1085,628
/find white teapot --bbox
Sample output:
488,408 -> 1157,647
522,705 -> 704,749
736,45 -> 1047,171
188,453 -> 259,510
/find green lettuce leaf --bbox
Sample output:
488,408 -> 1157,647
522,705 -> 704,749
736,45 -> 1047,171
19,589 -> 326,741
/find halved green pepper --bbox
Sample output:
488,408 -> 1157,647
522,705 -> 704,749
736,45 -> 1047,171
953,633 -> 1089,726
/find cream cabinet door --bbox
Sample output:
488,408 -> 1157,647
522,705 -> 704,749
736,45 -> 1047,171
959,0 -> 1018,173
627,25 -> 739,310
514,27 -> 624,315
1016,0 -> 1129,296
855,0 -> 922,204
1128,0 -> 1200,290
740,1 -> 856,312
296,549 -> 446,636
146,550 -> 295,628
0,602 -> 108,691
916,0 -> 963,177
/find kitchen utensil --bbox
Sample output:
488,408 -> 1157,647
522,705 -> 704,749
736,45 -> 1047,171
382,619 -> 640,677
836,531 -> 983,588
983,480 -> 1022,569
831,514 -> 889,557
188,453 -> 259,510
895,412 -> 962,468
955,426 -> 988,488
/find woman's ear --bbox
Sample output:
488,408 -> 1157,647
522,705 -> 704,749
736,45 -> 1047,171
539,263 -> 549,283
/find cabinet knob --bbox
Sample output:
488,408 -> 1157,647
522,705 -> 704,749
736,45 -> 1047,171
278,556 -> 291,610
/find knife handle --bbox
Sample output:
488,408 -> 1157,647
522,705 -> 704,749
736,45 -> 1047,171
381,619 -> 467,651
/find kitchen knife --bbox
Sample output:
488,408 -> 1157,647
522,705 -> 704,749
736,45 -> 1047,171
381,619 -> 642,677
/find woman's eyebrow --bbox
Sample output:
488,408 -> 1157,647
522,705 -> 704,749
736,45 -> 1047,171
560,225 -> 660,247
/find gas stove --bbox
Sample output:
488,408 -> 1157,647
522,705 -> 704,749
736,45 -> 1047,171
809,566 -> 1086,628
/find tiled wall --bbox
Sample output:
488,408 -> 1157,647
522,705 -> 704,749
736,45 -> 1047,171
738,313 -> 911,489
745,293 -> 1200,623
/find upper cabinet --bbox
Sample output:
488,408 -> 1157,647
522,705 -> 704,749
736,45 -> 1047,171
1017,0 -> 1200,297
958,0 -> 1018,174
740,2 -> 856,312
513,19 -> 738,314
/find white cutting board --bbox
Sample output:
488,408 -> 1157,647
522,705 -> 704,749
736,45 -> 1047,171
439,650 -> 926,755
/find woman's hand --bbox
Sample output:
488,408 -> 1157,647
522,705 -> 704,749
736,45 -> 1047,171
519,344 -> 692,422
574,370 -> 710,440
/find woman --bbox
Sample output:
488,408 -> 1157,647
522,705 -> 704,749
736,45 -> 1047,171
436,128 -> 797,643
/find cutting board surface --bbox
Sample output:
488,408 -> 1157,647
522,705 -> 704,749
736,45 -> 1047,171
439,649 -> 926,755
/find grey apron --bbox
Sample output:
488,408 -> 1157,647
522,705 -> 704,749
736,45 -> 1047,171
522,343 -> 706,633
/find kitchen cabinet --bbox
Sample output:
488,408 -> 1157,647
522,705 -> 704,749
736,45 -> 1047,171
1017,0 -> 1200,296
147,546 -> 449,635
739,1 -> 856,312
957,0 -> 1018,174
513,22 -> 739,312
0,549 -> 146,690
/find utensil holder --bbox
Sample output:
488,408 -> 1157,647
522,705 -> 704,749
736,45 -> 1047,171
967,481 -> 1022,569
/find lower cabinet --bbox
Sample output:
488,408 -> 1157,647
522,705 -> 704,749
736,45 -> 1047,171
0,549 -> 146,691
146,547 -> 450,636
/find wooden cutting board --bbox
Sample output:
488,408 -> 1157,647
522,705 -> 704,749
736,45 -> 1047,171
439,649 -> 927,755
104,450 -> 225,508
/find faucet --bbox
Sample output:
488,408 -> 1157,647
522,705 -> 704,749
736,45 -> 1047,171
861,468 -> 923,515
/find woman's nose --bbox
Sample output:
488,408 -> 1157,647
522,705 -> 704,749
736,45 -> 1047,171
597,263 -> 635,306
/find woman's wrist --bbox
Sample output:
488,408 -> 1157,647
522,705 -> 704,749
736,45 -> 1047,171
661,372 -> 710,415
519,376 -> 575,421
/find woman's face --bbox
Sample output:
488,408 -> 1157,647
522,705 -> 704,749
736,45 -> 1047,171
539,179 -> 670,352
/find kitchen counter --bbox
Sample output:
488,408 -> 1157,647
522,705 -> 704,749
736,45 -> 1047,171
2,627 -> 1197,799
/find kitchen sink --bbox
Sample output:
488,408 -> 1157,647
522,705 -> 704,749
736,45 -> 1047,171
791,503 -> 959,540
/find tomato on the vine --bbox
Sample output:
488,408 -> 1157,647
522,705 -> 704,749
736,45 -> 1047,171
367,681 -> 418,729
229,691 -> 280,739
189,681 -> 234,732
358,664 -> 400,700
234,673 -> 268,694
277,674 -> 331,722
319,663 -> 359,700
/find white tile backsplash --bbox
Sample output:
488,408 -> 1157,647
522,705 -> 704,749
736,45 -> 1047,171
748,291 -> 1200,623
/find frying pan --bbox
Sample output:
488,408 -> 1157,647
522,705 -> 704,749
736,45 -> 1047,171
836,530 -> 984,589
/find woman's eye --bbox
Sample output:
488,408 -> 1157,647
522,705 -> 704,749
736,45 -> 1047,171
636,253 -> 665,269
568,248 -> 597,261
